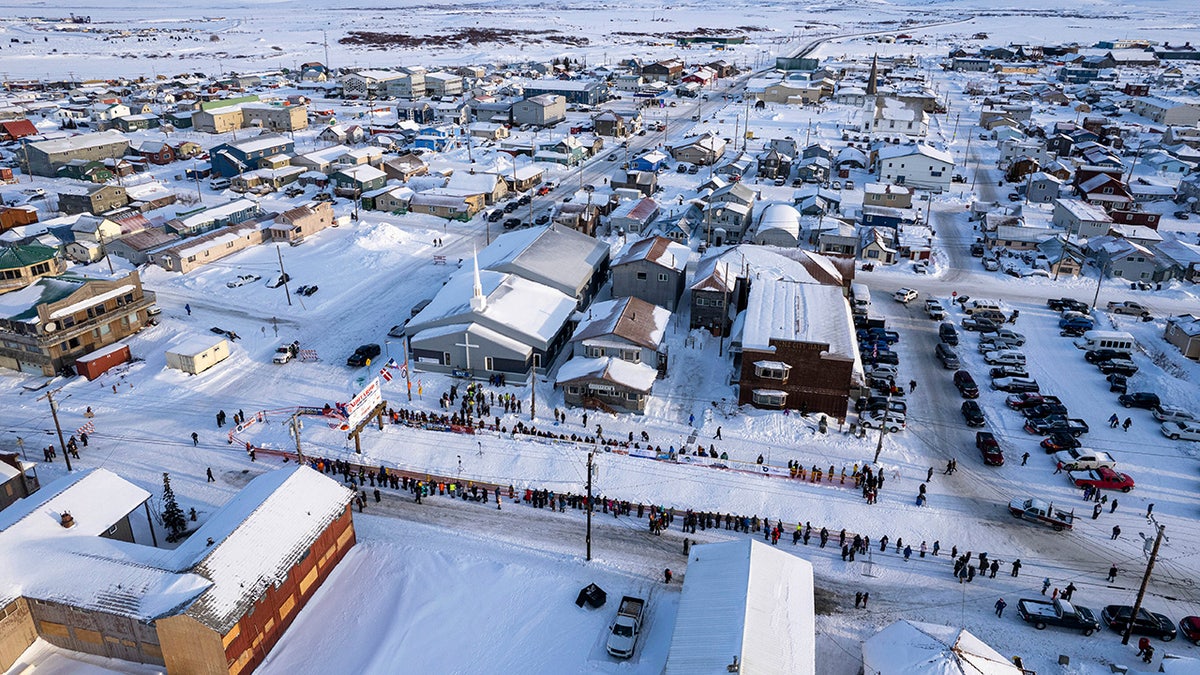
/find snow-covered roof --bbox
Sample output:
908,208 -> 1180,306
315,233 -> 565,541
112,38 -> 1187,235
571,296 -> 669,349
47,283 -> 133,321
612,236 -> 689,272
555,356 -> 657,392
0,468 -> 211,620
742,279 -> 855,360
862,620 -> 1021,675
409,268 -> 577,348
173,466 -> 354,633
1054,198 -> 1111,222
877,143 -> 954,166
757,203 -> 801,237
476,225 -> 608,299
664,539 -> 815,675
29,129 -> 128,155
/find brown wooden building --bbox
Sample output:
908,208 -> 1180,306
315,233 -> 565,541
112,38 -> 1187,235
0,466 -> 355,674
734,279 -> 859,417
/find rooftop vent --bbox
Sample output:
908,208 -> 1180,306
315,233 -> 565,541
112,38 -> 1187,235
60,512 -> 75,529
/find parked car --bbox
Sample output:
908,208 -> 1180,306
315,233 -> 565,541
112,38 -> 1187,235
226,274 -> 262,288
1160,421 -> 1200,441
859,409 -> 905,432
1059,317 -> 1094,332
925,299 -> 947,320
984,350 -> 1026,366
935,342 -> 960,369
954,370 -> 979,399
990,365 -> 1030,379
1023,403 -> 1070,420
961,401 -> 986,427
1007,393 -> 1061,410
1107,373 -> 1128,394
867,363 -> 898,382
961,317 -> 998,332
1017,597 -> 1100,635
862,350 -> 900,366
346,343 -> 382,367
1041,432 -> 1081,452
893,288 -> 918,304
1048,297 -> 1088,312
1106,301 -> 1151,318
502,218 -> 522,230
1055,449 -> 1117,472
1119,392 -> 1161,409
1084,349 -> 1131,364
975,431 -> 1004,465
1025,417 -> 1089,437
979,338 -> 1022,352
856,396 -> 907,416
939,322 -> 959,345
1152,406 -> 1197,423
981,328 -> 1025,346
1060,325 -> 1089,338
1179,616 -> 1200,645
534,215 -> 550,225
1097,359 -> 1138,376
1100,605 -> 1177,641
992,376 -> 1040,393
867,327 -> 900,343
487,210 -> 504,222
970,242 -> 985,257
1069,467 -> 1135,492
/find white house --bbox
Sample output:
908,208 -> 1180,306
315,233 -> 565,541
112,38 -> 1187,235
875,144 -> 955,192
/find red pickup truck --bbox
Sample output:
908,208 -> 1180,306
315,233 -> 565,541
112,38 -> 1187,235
1068,467 -> 1135,493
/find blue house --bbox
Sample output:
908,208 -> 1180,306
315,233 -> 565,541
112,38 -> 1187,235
210,134 -> 295,178
631,150 -> 670,173
413,126 -> 454,152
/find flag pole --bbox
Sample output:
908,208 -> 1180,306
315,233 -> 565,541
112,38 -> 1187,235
404,336 -> 413,402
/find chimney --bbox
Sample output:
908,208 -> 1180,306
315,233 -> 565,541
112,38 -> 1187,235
60,512 -> 76,529
206,537 -> 214,546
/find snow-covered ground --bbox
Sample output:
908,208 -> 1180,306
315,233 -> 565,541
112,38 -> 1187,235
4,0 -> 1200,673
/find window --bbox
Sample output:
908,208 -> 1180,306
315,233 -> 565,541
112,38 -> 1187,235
867,250 -> 880,259
636,272 -> 647,280
567,385 -> 580,394
585,345 -> 603,358
754,363 -> 790,380
658,273 -> 668,282
696,297 -> 707,307
227,241 -> 235,248
533,354 -> 542,368
752,390 -> 787,407
626,393 -> 640,401
624,350 -> 641,363
484,357 -> 494,371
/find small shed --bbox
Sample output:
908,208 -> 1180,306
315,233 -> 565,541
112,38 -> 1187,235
664,539 -> 815,674
73,342 -> 131,381
166,336 -> 230,375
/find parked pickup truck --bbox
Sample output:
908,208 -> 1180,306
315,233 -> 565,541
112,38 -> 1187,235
1017,597 -> 1100,635
606,596 -> 646,658
1008,497 -> 1075,531
1107,301 -> 1151,318
1007,393 -> 1061,410
1024,417 -> 1089,437
1054,449 -> 1116,472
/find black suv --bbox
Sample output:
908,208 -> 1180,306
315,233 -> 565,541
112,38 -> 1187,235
347,344 -> 382,367
961,401 -> 986,427
939,322 -> 959,346
954,370 -> 979,399
1085,349 -> 1131,364
1119,392 -> 1160,409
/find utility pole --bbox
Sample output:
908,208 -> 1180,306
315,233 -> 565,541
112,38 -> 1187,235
529,366 -> 536,421
718,262 -> 731,356
585,449 -> 595,559
872,394 -> 893,464
403,336 -> 413,402
1122,524 -> 1166,645
276,245 -> 292,306
289,413 -> 304,466
1091,260 -> 1108,310
39,388 -> 72,472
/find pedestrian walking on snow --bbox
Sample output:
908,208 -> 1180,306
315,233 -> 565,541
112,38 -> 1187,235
184,303 -> 191,316
1109,413 -> 1120,428
1021,452 -> 1029,466
1063,582 -> 1076,601
926,467 -> 933,482
715,426 -> 722,440
1123,417 -> 1132,431
855,592 -> 862,608
995,598 -> 1007,618
206,467 -> 214,482
663,568 -> 672,584
1011,559 -> 1022,577
191,432 -> 198,446
1041,578 -> 1051,594
1110,499 -> 1118,513
1111,525 -> 1121,540
1093,503 -> 1103,520
909,379 -> 917,393
861,592 -> 869,608
1146,503 -> 1154,518
1108,564 -> 1118,582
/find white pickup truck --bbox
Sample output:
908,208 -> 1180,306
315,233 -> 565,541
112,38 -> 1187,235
606,596 -> 646,659
1053,449 -> 1116,472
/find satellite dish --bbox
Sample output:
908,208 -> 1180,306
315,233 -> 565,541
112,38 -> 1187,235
44,322 -> 57,332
